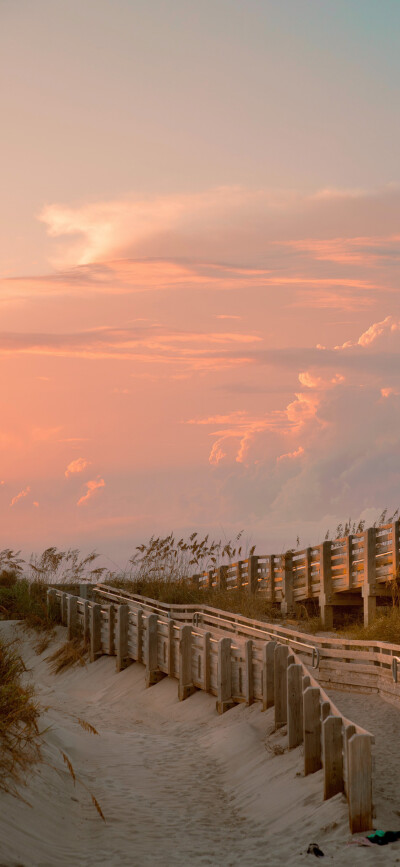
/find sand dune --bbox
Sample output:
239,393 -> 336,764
1,621 -> 400,866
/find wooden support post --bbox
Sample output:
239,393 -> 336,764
145,613 -> 164,687
67,595 -> 78,641
302,675 -> 311,691
323,715 -> 344,800
270,555 -> 276,604
60,592 -> 68,626
319,541 -> 333,629
46,588 -> 57,621
346,535 -> 354,590
178,625 -> 196,701
218,565 -> 227,591
306,547 -> 312,598
392,519 -> 399,580
217,637 -> 235,714
262,640 -> 276,710
287,663 -> 303,748
89,603 -> 102,662
167,618 -> 175,676
343,724 -> 356,797
108,605 -> 115,655
321,700 -> 331,721
236,560 -> 243,590
82,599 -> 90,643
203,631 -> 211,692
281,553 -> 294,616
245,640 -> 254,706
274,644 -> 289,728
208,570 -> 214,589
303,686 -> 322,775
136,609 -> 143,663
348,734 -> 373,833
248,556 -> 258,594
116,604 -> 131,672
362,528 -> 377,626
79,583 -> 88,600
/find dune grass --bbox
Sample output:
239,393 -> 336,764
343,606 -> 400,644
0,636 -> 41,797
107,575 -> 280,620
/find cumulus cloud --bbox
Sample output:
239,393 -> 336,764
77,477 -> 105,507
65,457 -> 90,478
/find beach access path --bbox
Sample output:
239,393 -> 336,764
1,622 -> 400,867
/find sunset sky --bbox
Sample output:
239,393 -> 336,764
1,1 -> 400,569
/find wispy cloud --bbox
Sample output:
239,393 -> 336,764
10,486 -> 31,507
77,477 -> 105,506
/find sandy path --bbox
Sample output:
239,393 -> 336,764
2,622 -> 400,866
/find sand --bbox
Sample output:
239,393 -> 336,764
1,621 -> 400,866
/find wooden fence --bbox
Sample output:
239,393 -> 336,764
188,520 -> 400,626
48,586 -> 376,833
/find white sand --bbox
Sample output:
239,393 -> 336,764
1,621 -> 400,866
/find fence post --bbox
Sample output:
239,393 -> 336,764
262,640 -> 276,710
67,596 -> 78,641
217,565 -> 227,590
248,556 -> 258,594
362,528 -> 377,625
217,637 -> 235,714
346,535 -> 354,590
46,588 -> 57,620
305,547 -> 313,598
319,541 -> 333,628
303,686 -> 322,775
274,644 -> 289,727
392,519 -> 399,580
281,553 -> 294,616
323,715 -> 344,799
287,663 -> 303,748
269,555 -> 276,604
108,605 -> 115,655
203,631 -> 211,692
136,609 -> 143,663
178,625 -> 196,701
208,570 -> 214,589
82,599 -> 90,643
89,603 -> 102,662
343,724 -> 356,797
60,592 -> 68,626
245,640 -> 254,706
116,604 -> 131,672
145,613 -> 164,686
167,618 -> 175,676
348,734 -> 373,833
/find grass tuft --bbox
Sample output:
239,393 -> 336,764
46,637 -> 88,674
0,636 -> 41,797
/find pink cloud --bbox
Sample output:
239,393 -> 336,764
65,457 -> 90,478
77,477 -> 105,507
10,486 -> 31,507
277,446 -> 305,462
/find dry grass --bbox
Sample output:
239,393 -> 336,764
46,637 -> 88,674
0,636 -> 41,797
343,606 -> 400,644
109,575 -> 280,621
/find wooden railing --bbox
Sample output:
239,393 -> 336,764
48,585 -> 377,832
187,520 -> 400,626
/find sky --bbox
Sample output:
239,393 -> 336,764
1,0 -> 400,569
